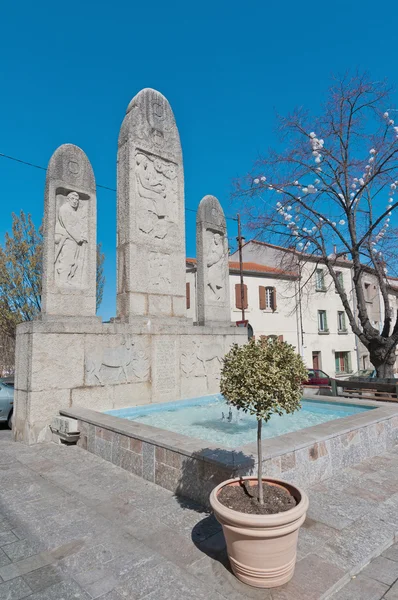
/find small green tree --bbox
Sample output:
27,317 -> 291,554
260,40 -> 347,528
220,338 -> 307,504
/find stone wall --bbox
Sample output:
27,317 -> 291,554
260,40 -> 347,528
60,403 -> 398,507
14,319 -> 244,444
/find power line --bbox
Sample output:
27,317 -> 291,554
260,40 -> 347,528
0,151 -> 237,220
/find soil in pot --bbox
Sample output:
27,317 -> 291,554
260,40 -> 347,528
218,480 -> 297,515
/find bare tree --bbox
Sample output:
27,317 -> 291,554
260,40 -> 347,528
235,73 -> 398,377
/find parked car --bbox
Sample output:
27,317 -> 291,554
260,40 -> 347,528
0,379 -> 14,429
347,369 -> 376,380
304,369 -> 331,386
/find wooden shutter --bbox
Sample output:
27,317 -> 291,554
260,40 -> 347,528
186,282 -> 190,309
271,287 -> 277,311
259,286 -> 266,310
235,284 -> 248,309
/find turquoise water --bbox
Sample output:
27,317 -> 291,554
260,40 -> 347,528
107,395 -> 374,448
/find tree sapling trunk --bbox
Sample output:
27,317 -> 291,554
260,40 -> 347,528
257,419 -> 264,505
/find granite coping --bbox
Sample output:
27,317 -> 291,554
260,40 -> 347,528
61,394 -> 398,469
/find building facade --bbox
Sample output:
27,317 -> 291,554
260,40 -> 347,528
187,240 -> 398,378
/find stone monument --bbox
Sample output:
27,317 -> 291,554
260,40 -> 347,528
196,195 -> 230,324
117,88 -> 186,320
13,88 -> 246,445
41,144 -> 97,318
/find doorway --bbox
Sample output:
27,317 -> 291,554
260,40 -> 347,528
312,351 -> 321,370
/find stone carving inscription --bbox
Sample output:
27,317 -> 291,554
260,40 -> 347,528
135,151 -> 178,240
85,337 -> 150,385
149,253 -> 171,291
154,339 -> 177,394
54,191 -> 88,287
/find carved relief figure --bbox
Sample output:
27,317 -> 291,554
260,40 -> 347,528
54,192 -> 88,286
181,340 -> 224,380
135,152 -> 178,239
207,232 -> 226,302
85,337 -> 149,385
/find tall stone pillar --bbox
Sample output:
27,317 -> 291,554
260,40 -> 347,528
41,144 -> 97,318
116,88 -> 186,321
196,195 -> 231,324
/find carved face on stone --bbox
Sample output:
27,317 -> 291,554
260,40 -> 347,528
67,192 -> 80,210
213,233 -> 221,246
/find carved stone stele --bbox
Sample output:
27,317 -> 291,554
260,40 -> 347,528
196,195 -> 231,324
41,144 -> 97,318
116,88 -> 186,320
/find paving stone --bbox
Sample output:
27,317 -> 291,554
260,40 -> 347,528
0,551 -> 54,581
317,512 -> 395,572
22,564 -> 64,592
24,579 -> 92,600
0,576 -> 32,600
307,488 -> 377,530
0,547 -> 11,567
143,524 -> 205,567
330,574 -> 389,599
386,580 -> 398,599
2,539 -> 45,562
114,560 -> 178,599
383,543 -> 398,562
271,553 -> 346,600
361,555 -> 398,585
0,530 -> 19,546
188,554 -> 273,600
297,517 -> 338,560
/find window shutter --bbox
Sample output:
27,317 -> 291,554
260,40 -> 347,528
271,287 -> 277,311
324,311 -> 328,331
259,286 -> 266,310
235,284 -> 248,309
186,282 -> 190,310
278,335 -> 283,342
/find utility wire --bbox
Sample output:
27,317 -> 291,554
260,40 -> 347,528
0,152 -> 238,221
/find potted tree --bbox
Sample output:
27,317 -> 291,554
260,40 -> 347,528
210,338 -> 309,589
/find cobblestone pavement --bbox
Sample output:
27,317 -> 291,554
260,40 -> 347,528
1,424 -> 398,599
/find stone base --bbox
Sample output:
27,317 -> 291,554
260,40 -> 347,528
14,317 -> 246,444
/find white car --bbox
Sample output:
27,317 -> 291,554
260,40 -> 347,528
0,379 -> 14,429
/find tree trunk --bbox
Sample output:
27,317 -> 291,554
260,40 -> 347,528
368,342 -> 397,379
257,419 -> 263,505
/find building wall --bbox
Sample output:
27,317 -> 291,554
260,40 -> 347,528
298,262 -> 357,376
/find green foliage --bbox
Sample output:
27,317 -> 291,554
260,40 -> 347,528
0,211 -> 106,340
0,212 -> 42,340
220,338 -> 307,423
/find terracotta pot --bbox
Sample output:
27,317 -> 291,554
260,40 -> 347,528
210,476 -> 309,588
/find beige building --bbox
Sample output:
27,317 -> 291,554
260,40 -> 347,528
187,240 -> 398,378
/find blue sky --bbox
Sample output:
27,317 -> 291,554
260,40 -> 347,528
1,0 -> 397,320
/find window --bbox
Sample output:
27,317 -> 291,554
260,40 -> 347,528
335,271 -> 344,292
259,286 -> 277,311
235,284 -> 248,309
186,282 -> 190,310
335,351 -> 352,374
315,269 -> 326,291
337,311 -> 347,332
318,310 -> 328,332
364,283 -> 372,303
